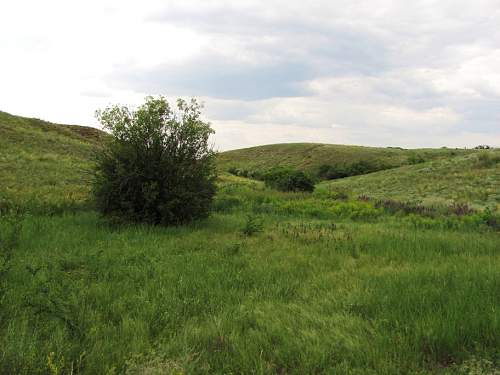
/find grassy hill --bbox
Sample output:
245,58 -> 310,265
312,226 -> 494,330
319,150 -> 500,208
1,111 -> 499,373
0,111 -> 105,211
2,111 -> 497,210
217,142 -> 472,176
218,142 -> 500,208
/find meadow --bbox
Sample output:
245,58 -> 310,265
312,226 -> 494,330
321,151 -> 500,209
217,143 -> 472,177
1,112 -> 499,374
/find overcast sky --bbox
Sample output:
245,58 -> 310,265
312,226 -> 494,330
1,0 -> 499,150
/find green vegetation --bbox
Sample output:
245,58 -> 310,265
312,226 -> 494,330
318,159 -> 387,180
1,175 -> 499,374
261,168 -> 315,192
217,143 -> 472,179
0,111 -> 105,213
320,150 -> 500,208
1,111 -> 499,373
94,97 -> 216,225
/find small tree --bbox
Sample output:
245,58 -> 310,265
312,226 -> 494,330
93,96 -> 217,225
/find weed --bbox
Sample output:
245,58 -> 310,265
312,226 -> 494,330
241,214 -> 263,236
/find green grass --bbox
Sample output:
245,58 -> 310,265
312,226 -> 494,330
1,112 -> 499,373
217,143 -> 472,176
319,150 -> 500,209
1,177 -> 499,374
0,111 -> 105,212
2,111 -> 491,210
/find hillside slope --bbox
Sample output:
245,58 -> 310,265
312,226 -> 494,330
319,151 -> 500,208
2,110 -> 495,210
0,111 -> 106,210
217,143 -> 471,176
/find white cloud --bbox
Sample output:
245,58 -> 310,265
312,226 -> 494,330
1,0 -> 499,149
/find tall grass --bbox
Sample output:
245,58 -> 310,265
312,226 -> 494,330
2,112 -> 499,373
0,177 -> 499,373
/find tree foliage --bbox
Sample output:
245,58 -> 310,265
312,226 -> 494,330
93,97 -> 217,225
318,160 -> 390,180
262,168 -> 315,192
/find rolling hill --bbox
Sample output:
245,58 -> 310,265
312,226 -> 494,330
1,110 -> 500,373
319,150 -> 500,208
217,142 -> 472,176
0,111 -> 105,211
1,110 -> 497,210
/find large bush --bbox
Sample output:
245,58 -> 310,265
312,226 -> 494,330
262,168 -> 315,192
93,97 -> 217,225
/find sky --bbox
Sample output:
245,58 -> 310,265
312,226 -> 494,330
1,0 -> 499,151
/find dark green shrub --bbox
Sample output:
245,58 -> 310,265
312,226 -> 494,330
318,164 -> 348,180
349,160 -> 374,175
319,163 -> 357,179
247,170 -> 263,180
227,167 -> 239,175
318,160 -> 390,180
262,168 -> 315,192
93,97 -> 217,225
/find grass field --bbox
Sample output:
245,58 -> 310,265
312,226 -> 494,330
1,112 -> 499,374
1,176 -> 499,374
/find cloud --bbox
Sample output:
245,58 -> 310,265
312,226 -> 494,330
1,0 -> 500,149
110,53 -> 315,100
